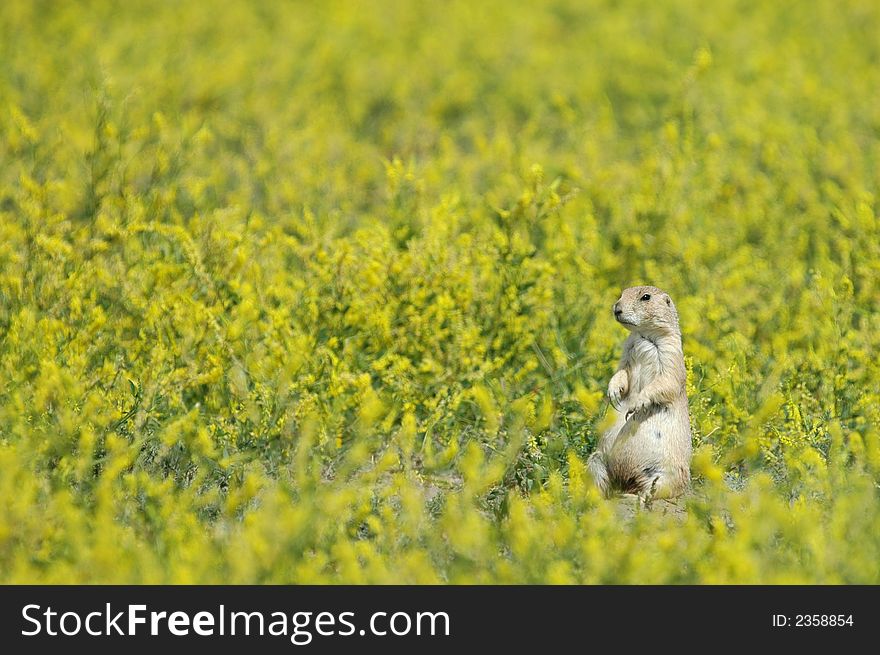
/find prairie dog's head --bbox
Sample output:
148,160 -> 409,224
612,285 -> 680,335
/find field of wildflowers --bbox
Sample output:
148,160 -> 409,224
1,0 -> 878,583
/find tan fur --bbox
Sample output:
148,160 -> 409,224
587,285 -> 692,500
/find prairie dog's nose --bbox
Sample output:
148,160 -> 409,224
613,302 -> 622,317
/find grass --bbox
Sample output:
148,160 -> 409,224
0,0 -> 878,583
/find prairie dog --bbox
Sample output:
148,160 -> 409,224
588,285 -> 692,500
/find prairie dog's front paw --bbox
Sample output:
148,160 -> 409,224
625,394 -> 653,421
607,371 -> 628,409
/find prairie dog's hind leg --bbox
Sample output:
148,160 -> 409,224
587,451 -> 610,498
638,468 -> 680,502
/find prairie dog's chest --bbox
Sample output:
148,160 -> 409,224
628,336 -> 661,392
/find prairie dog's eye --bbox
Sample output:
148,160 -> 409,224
640,293 -> 651,301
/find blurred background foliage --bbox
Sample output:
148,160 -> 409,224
0,0 -> 878,582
